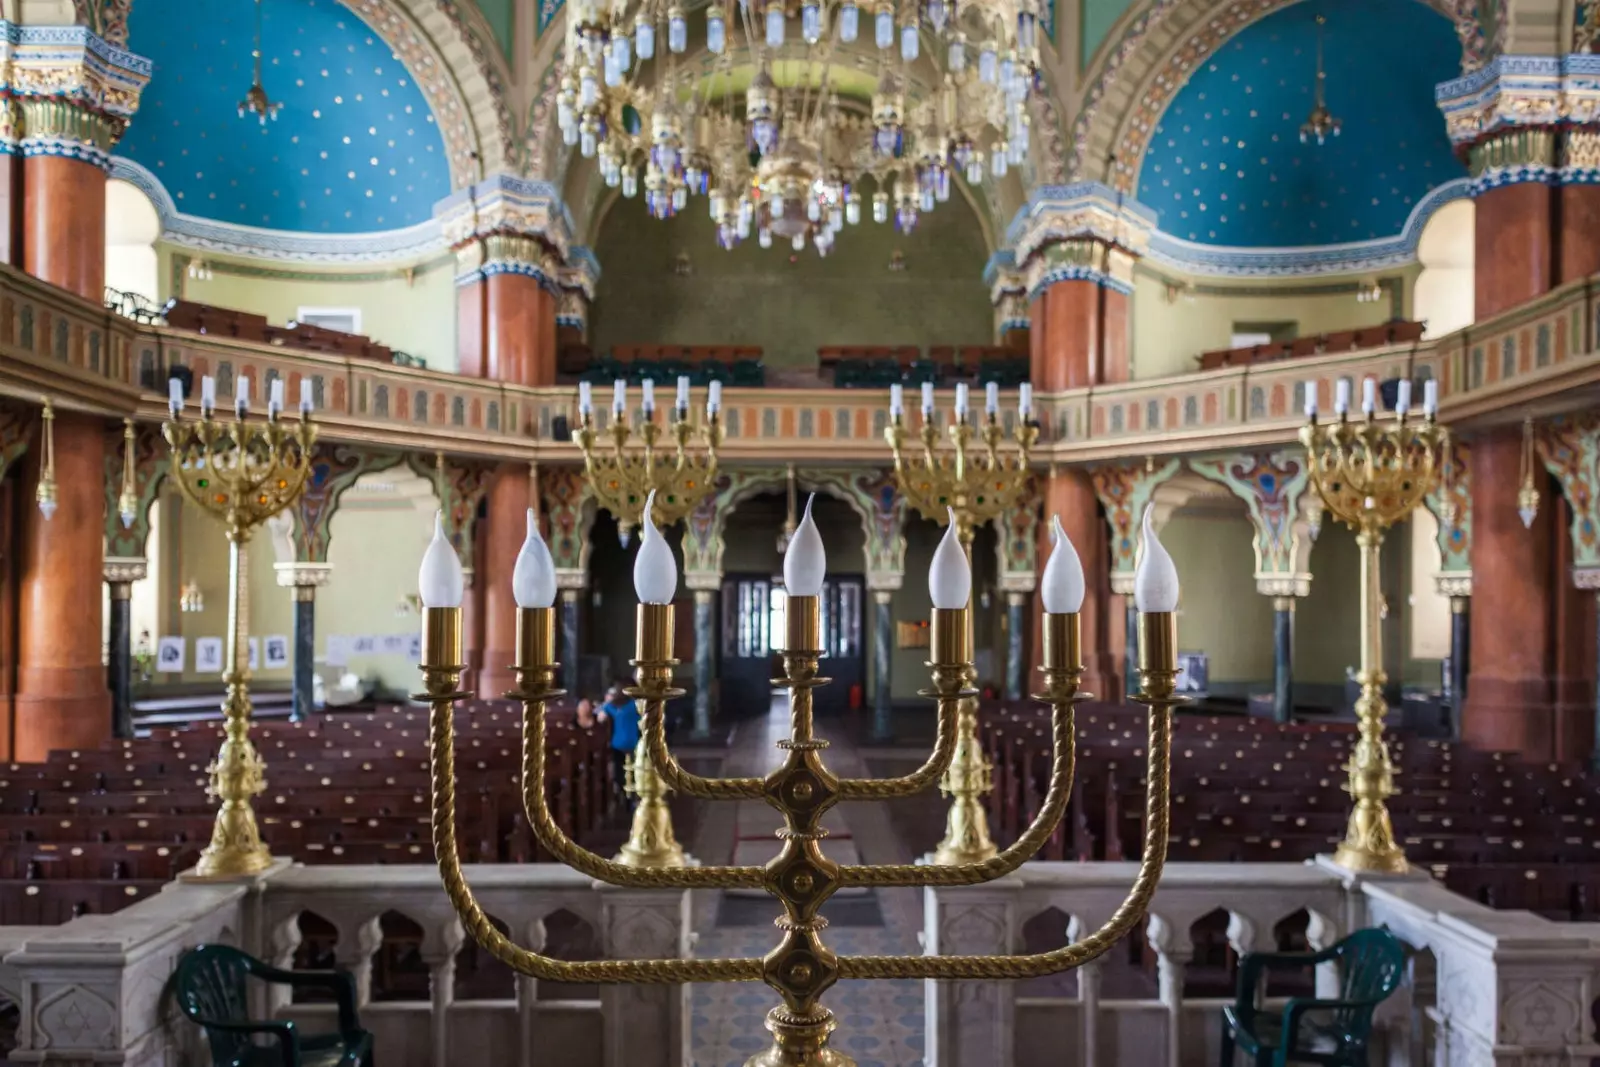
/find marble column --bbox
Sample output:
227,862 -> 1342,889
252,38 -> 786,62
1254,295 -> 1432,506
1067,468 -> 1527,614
691,588 -> 716,741
15,412 -> 110,761
1272,596 -> 1295,723
103,557 -> 146,740
274,562 -> 332,723
871,589 -> 895,741
559,586 -> 582,695
1448,595 -> 1470,741
1003,592 -> 1027,701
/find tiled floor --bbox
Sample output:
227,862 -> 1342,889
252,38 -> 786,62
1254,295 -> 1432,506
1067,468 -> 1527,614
685,698 -> 931,1067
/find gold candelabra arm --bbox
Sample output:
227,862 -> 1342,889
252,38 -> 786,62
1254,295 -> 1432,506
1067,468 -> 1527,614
422,608 -> 763,983
640,703 -> 765,799
834,663 -> 966,800
833,613 -> 1176,980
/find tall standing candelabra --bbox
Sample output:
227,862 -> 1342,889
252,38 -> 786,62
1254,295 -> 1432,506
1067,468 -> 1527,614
571,377 -> 723,864
419,470 -> 1179,1067
164,374 -> 317,879
1301,375 -> 1446,873
884,380 -> 1036,864
572,375 -> 723,545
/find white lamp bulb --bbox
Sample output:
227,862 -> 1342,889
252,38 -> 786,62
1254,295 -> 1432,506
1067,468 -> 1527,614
633,489 -> 679,605
418,511 -> 465,609
1133,504 -> 1180,613
783,494 -> 826,597
512,508 -> 557,609
928,507 -> 971,610
1040,515 -> 1084,614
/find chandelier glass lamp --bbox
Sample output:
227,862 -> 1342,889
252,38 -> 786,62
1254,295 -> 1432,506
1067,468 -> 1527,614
1298,14 -> 1341,145
237,0 -> 283,124
559,0 -> 1035,254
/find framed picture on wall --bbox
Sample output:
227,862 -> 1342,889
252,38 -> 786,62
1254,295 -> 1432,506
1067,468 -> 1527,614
195,638 -> 224,674
248,638 -> 260,672
264,635 -> 290,670
156,636 -> 185,673
1176,651 -> 1209,694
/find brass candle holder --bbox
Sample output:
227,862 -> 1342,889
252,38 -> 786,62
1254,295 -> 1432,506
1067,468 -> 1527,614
1300,381 -> 1447,872
163,388 -> 317,879
419,509 -> 1179,1066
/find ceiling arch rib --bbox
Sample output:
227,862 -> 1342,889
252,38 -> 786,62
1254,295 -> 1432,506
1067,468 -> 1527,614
1069,0 -> 1487,191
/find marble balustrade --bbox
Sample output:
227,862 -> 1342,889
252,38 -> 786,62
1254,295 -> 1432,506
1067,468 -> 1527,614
6,860 -> 1600,1066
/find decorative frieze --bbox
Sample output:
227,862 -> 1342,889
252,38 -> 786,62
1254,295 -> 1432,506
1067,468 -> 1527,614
1000,183 -> 1155,302
435,173 -> 573,264
1436,54 -> 1600,149
0,22 -> 149,168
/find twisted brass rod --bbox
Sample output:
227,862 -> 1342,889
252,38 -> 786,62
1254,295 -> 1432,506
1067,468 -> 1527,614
835,699 -> 1171,980
428,683 -> 764,983
834,685 -> 963,800
516,684 -> 766,888
640,697 -> 766,799
836,696 -> 1081,888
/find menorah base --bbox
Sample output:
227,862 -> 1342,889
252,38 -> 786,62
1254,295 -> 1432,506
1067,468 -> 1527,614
743,1007 -> 856,1067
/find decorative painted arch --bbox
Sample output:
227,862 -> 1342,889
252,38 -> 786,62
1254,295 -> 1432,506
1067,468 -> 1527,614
406,453 -> 493,573
335,0 -> 514,186
102,421 -> 168,561
1067,0 -> 1486,191
678,468 -> 907,588
1186,451 -> 1314,597
285,445 -> 410,563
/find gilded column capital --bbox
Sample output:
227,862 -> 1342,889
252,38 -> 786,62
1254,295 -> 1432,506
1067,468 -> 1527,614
998,572 -> 1037,595
0,22 -> 150,169
103,555 -> 146,584
1436,54 -> 1600,190
684,569 -> 721,592
555,566 -> 587,590
273,561 -> 333,589
983,257 -> 1029,341
1002,182 -> 1156,301
1574,567 -> 1600,590
866,571 -> 903,593
556,247 -> 599,338
1436,571 -> 1473,598
436,173 -> 574,288
1255,574 -> 1311,599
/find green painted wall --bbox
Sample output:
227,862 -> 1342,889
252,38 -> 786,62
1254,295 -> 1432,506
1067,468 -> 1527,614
1081,0 -> 1137,68
590,191 -> 994,367
156,244 -> 458,371
1165,510 -> 1276,685
477,0 -> 515,61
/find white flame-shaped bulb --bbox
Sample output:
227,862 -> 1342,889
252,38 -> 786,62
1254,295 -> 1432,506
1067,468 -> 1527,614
513,508 -> 557,609
1040,515 -> 1085,614
633,489 -> 678,604
1134,504 -> 1180,613
928,507 -> 971,610
418,512 -> 465,609
783,493 -> 826,597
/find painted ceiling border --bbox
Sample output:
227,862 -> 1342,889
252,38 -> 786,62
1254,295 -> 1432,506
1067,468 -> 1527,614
1068,0 -> 1488,190
111,156 -> 448,265
1143,177 -> 1473,277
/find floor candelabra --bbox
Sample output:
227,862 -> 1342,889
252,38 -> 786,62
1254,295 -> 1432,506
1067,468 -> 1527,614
418,471 -> 1181,1066
884,380 -> 1036,864
163,374 -> 317,879
1301,375 -> 1446,873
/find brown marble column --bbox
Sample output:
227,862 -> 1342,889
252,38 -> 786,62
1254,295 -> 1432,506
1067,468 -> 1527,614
479,464 -> 530,698
14,413 -> 110,760
1029,278 -> 1132,392
457,278 -> 487,378
1559,183 -> 1600,284
1037,467 -> 1120,698
22,155 -> 106,301
1474,183 -> 1555,319
1464,427 -> 1560,756
486,272 -> 547,386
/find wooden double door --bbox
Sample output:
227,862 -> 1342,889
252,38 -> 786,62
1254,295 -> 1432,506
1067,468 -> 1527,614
720,573 -> 864,718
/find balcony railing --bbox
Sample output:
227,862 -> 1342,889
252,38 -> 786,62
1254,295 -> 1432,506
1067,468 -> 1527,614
2,264 -> 1597,464
2,859 -> 1597,1066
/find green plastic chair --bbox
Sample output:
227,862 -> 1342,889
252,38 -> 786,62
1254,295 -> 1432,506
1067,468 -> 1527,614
169,944 -> 374,1067
1219,927 -> 1407,1067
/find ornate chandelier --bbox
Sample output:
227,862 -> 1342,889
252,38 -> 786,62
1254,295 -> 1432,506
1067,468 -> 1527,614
237,0 -> 283,125
556,0 -> 1035,253
1298,14 -> 1340,146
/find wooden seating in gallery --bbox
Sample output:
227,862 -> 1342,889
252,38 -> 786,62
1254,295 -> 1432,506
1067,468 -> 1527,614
0,699 -> 639,923
973,699 -> 1600,920
160,298 -> 397,364
589,344 -> 766,387
1194,320 -> 1426,370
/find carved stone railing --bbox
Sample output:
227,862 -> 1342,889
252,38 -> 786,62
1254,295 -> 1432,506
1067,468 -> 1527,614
1,264 -> 1597,465
925,858 -> 1600,1067
0,863 -> 691,1067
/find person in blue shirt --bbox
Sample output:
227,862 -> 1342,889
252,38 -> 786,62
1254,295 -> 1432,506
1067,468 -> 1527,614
598,684 -> 641,808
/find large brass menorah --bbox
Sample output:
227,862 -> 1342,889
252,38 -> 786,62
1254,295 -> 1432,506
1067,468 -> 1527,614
1301,375 -> 1446,873
418,485 -> 1181,1066
163,374 -> 318,879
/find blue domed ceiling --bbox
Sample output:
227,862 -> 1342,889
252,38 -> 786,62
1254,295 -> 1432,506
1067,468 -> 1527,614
1136,0 -> 1465,248
118,0 -> 450,233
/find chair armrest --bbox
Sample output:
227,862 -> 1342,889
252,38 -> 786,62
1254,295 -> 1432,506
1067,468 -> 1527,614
1233,949 -> 1339,1017
247,966 -> 361,1034
196,1019 -> 300,1067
